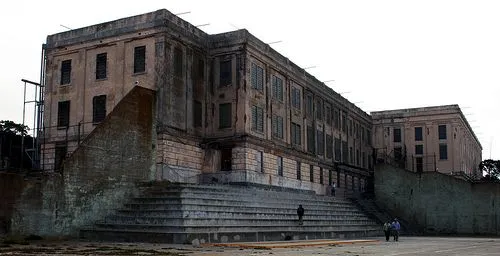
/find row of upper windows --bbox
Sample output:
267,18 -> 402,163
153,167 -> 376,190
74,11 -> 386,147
59,46 -> 147,85
412,144 -> 448,160
393,125 -> 448,142
56,95 -> 107,127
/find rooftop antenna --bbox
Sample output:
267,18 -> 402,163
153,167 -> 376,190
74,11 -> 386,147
174,11 -> 191,16
322,80 -> 335,83
303,66 -> 317,70
196,23 -> 210,27
267,40 -> 282,45
60,24 -> 72,30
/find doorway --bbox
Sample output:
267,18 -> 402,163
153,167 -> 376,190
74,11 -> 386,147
220,148 -> 232,171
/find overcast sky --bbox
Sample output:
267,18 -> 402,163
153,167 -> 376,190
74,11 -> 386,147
1,0 -> 498,159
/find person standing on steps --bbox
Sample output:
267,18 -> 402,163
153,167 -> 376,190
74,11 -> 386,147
383,220 -> 392,242
297,205 -> 305,225
391,218 -> 401,241
331,182 -> 336,197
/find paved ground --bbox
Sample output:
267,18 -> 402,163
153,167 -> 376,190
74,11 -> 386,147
1,236 -> 500,255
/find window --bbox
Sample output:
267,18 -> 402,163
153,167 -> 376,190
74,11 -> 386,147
309,165 -> 314,182
194,101 -> 202,128
349,147 -> 353,164
220,60 -> 232,87
334,138 -> 341,161
317,130 -> 324,155
291,122 -> 301,145
307,125 -> 315,154
277,156 -> 283,176
415,127 -> 423,141
415,144 -> 423,155
219,103 -> 231,128
326,135 -> 333,159
356,149 -> 360,166
92,95 -> 106,123
319,167 -> 324,184
367,130 -> 372,146
272,115 -> 284,139
439,144 -> 448,160
296,161 -> 301,180
438,125 -> 447,140
326,106 -> 332,125
333,108 -> 340,129
174,47 -> 183,77
342,141 -> 348,163
362,152 -> 366,168
291,87 -> 301,109
342,114 -> 347,132
256,151 -> 263,173
306,95 -> 313,116
328,169 -> 333,185
251,105 -> 264,133
361,127 -> 365,142
57,101 -> 70,127
96,53 -> 107,79
316,99 -> 322,120
251,63 -> 264,91
60,60 -> 71,85
133,46 -> 146,73
393,128 -> 402,142
272,75 -> 283,101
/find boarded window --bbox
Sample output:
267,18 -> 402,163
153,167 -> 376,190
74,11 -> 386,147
251,63 -> 264,91
310,165 -> 314,182
326,134 -> 333,159
317,130 -> 324,156
194,100 -> 202,128
251,105 -> 264,133
415,127 -> 423,141
415,144 -> 423,155
438,125 -> 447,140
334,138 -> 341,161
393,128 -> 402,142
277,156 -> 283,176
307,125 -> 315,154
291,87 -> 301,109
60,60 -> 71,85
319,167 -> 324,184
134,46 -> 146,73
296,161 -> 301,180
439,144 -> 448,160
57,101 -> 70,127
96,53 -> 107,79
220,60 -> 232,87
92,95 -> 106,123
219,103 -> 231,128
174,47 -> 183,78
272,115 -> 284,139
272,75 -> 283,101
291,122 -> 301,145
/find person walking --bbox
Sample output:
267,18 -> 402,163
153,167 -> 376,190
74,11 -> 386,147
391,218 -> 401,241
331,182 -> 336,197
383,221 -> 392,242
297,205 -> 305,225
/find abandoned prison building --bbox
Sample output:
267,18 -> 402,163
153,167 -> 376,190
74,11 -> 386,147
3,9 -> 494,243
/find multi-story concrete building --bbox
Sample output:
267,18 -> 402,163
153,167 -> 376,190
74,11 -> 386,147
41,9 -> 372,194
371,105 -> 482,177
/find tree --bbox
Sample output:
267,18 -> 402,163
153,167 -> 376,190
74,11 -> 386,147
479,159 -> 500,181
0,120 -> 33,170
0,120 -> 29,136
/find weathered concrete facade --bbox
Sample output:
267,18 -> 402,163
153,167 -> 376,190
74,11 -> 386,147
371,105 -> 482,177
41,9 -> 373,195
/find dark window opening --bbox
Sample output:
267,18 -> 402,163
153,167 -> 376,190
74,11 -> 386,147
317,130 -> 324,156
194,100 -> 202,128
328,169 -> 333,185
326,135 -> 333,159
134,46 -> 146,73
326,106 -> 332,125
394,147 -> 403,161
60,60 -> 71,85
319,167 -> 324,184
310,165 -> 314,182
438,125 -> 447,140
415,127 -> 423,141
439,144 -> 448,160
54,143 -> 67,171
334,138 -> 341,161
416,157 -> 423,172
307,126 -> 315,154
96,53 -> 107,79
277,156 -> 283,176
342,141 -> 348,163
415,144 -> 423,155
306,95 -> 313,116
393,128 -> 402,142
92,95 -> 106,123
296,161 -> 301,180
174,47 -> 183,78
221,148 -> 232,171
349,147 -> 353,164
219,103 -> 232,128
316,99 -> 322,120
256,151 -> 264,173
57,101 -> 70,127
291,87 -> 301,109
356,149 -> 360,166
220,60 -> 232,87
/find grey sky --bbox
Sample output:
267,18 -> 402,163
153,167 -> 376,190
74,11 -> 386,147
1,0 -> 498,159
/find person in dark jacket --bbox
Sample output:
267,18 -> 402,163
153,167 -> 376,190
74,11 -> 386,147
383,221 -> 392,242
297,205 -> 305,225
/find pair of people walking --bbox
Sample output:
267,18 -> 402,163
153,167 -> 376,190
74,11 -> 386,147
383,218 -> 400,242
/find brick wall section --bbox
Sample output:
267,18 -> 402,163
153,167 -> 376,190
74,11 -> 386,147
10,86 -> 155,236
375,164 -> 500,235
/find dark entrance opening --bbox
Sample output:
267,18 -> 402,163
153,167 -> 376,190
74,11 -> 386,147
416,157 -> 423,173
54,143 -> 67,171
221,148 -> 232,171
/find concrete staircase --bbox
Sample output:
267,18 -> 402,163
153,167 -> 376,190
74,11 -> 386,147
80,183 -> 381,244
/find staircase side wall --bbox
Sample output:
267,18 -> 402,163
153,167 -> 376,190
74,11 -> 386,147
10,86 -> 156,237
375,163 -> 500,235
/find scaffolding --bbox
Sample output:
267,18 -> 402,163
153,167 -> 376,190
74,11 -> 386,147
20,44 -> 46,170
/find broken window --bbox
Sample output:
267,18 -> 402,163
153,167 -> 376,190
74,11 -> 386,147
134,46 -> 146,73
220,60 -> 232,87
272,75 -> 283,101
92,95 -> 106,123
219,103 -> 232,128
60,60 -> 71,85
251,105 -> 264,133
96,53 -> 107,79
57,101 -> 70,127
